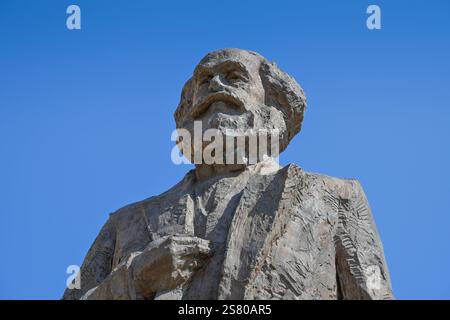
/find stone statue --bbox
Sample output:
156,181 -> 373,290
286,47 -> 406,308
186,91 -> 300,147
63,48 -> 394,300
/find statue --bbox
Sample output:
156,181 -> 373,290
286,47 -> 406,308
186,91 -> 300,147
63,48 -> 394,300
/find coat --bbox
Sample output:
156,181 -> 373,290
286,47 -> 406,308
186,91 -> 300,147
63,164 -> 393,300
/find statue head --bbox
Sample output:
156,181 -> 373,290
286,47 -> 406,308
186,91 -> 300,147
174,48 -> 306,165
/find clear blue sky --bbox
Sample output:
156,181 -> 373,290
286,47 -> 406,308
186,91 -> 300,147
1,0 -> 449,299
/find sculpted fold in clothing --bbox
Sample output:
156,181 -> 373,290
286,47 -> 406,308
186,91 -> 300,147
63,48 -> 393,300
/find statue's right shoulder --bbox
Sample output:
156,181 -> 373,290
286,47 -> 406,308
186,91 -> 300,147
108,169 -> 196,222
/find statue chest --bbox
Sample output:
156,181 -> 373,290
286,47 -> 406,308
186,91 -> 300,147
113,167 -> 341,299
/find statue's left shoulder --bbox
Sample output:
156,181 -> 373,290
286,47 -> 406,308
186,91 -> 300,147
270,166 -> 393,299
283,163 -> 365,197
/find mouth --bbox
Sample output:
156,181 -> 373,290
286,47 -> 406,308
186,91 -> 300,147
191,92 -> 244,119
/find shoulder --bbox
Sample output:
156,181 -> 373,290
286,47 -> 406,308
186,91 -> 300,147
282,163 -> 366,201
108,170 -> 196,224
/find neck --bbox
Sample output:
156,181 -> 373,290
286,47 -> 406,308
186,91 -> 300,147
194,163 -> 246,181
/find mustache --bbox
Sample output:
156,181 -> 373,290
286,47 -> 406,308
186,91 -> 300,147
191,92 -> 245,119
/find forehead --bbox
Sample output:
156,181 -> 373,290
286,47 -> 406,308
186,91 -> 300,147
194,50 -> 261,75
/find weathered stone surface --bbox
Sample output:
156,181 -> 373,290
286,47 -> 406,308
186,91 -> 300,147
80,236 -> 211,300
63,48 -> 393,300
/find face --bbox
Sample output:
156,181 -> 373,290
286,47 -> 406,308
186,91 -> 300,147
175,49 -> 291,165
189,50 -> 266,133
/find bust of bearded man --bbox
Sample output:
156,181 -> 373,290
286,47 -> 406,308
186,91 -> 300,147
63,48 -> 394,300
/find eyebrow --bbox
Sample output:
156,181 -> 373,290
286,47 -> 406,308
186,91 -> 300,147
194,60 -> 249,77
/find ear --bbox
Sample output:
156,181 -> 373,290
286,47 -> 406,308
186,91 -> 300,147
174,78 -> 194,128
259,60 -> 307,146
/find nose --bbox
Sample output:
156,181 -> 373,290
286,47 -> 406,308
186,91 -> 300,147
208,75 -> 224,92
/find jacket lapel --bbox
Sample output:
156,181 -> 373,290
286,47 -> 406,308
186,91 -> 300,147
218,165 -> 304,299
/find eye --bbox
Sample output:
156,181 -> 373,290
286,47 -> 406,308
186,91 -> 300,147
198,74 -> 212,87
226,70 -> 246,83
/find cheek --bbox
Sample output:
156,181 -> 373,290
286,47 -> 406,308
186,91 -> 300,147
231,82 -> 264,105
268,108 -> 287,130
244,78 -> 265,103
